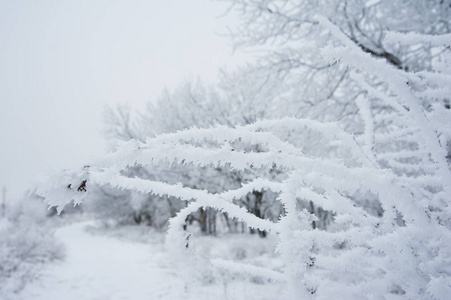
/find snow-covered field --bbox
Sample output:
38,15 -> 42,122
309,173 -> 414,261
13,221 -> 283,300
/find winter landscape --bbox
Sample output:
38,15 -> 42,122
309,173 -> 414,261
1,1 -> 451,299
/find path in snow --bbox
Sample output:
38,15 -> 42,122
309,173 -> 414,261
15,221 -> 219,300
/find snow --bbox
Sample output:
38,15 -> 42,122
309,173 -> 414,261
14,221 -> 282,300
384,31 -> 451,48
17,221 -> 184,300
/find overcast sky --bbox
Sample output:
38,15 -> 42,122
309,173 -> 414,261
0,0 -> 249,201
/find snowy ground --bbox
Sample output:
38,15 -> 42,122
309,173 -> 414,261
13,221 -> 283,300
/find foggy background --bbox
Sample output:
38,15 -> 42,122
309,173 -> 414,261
0,0 -> 247,201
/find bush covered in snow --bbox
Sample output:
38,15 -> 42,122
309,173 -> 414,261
0,197 -> 65,298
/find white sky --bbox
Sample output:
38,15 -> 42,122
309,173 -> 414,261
0,0 -> 249,201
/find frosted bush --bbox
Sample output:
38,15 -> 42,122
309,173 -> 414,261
0,198 -> 64,298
